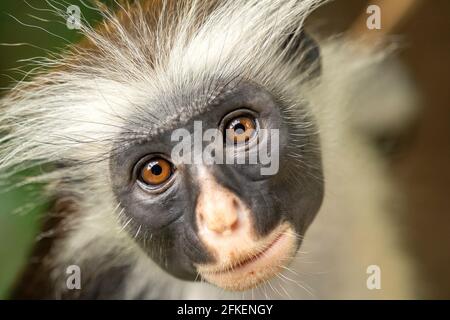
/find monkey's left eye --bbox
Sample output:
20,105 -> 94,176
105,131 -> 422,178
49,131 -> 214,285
224,112 -> 259,145
138,157 -> 174,188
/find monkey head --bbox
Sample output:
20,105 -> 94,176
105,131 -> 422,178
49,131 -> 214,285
110,45 -> 324,291
103,2 -> 324,291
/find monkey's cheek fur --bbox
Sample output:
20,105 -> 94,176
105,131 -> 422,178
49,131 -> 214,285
196,226 -> 297,292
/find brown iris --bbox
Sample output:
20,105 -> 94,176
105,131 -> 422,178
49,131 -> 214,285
225,116 -> 257,144
140,158 -> 172,186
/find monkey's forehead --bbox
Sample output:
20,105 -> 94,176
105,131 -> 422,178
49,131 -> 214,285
116,79 -> 280,142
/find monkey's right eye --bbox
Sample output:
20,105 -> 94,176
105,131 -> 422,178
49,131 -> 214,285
138,157 -> 174,188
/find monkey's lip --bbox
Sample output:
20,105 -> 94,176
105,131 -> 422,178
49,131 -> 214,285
209,231 -> 287,274
196,225 -> 296,291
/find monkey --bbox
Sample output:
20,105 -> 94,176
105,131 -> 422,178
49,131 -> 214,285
0,0 -> 416,299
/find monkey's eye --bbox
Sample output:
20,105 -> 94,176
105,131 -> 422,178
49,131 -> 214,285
225,114 -> 258,144
139,157 -> 173,187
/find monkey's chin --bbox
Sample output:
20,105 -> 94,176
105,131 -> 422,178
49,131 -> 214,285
196,226 -> 297,292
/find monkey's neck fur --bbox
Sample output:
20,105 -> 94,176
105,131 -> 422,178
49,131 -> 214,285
1,0 -> 414,299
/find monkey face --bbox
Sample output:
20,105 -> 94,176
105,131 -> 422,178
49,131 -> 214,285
110,82 -> 324,291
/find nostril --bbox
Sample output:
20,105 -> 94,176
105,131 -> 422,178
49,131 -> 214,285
232,198 -> 239,210
229,217 -> 239,231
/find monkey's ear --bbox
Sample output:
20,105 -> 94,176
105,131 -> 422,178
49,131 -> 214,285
281,30 -> 321,81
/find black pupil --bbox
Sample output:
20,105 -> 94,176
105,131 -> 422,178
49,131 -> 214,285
151,164 -> 163,176
234,123 -> 246,135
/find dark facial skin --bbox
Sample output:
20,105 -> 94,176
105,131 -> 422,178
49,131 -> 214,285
110,81 -> 324,282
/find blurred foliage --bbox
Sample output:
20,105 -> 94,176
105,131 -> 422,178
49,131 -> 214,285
0,172 -> 49,299
0,0 -> 112,299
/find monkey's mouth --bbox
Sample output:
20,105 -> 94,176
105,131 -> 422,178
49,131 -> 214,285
196,225 -> 297,291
